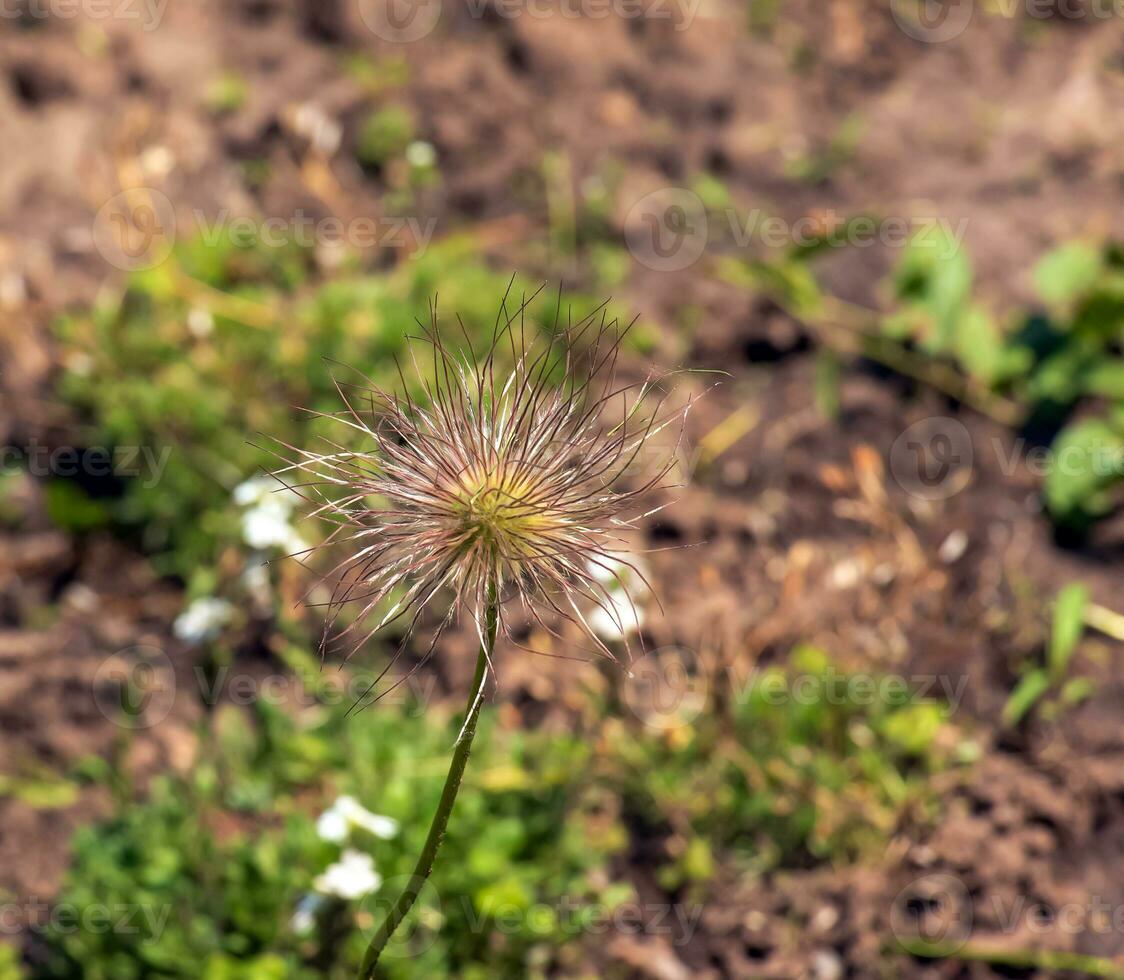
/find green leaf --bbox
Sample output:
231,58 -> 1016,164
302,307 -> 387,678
1060,676 -> 1095,707
43,481 -> 109,533
0,773 -> 79,809
1003,670 -> 1051,726
880,703 -> 946,756
356,106 -> 415,167
1028,346 -> 1090,405
1043,419 -> 1124,527
889,227 -> 972,353
722,257 -> 824,318
813,348 -> 842,419
1034,242 -> 1102,306
0,942 -> 26,980
683,836 -> 716,882
1049,582 -> 1089,680
954,304 -> 1003,383
1084,360 -> 1124,399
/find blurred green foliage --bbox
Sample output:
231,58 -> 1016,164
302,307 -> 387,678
1003,581 -> 1093,726
39,666 -> 622,979
203,73 -> 248,115
887,234 -> 1124,531
722,228 -> 1124,533
612,644 -> 962,887
51,237 -> 611,579
355,107 -> 415,169
32,645 -> 964,978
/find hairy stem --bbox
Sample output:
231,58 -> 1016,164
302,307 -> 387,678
357,583 -> 497,978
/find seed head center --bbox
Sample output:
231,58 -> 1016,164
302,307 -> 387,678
456,466 -> 541,550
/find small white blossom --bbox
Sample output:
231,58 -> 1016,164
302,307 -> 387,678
292,103 -> 342,156
316,795 -> 399,843
290,892 -> 324,934
234,477 -> 306,554
241,557 -> 272,604
241,502 -> 306,553
406,140 -> 436,169
590,592 -> 645,640
314,849 -> 381,900
66,352 -> 93,377
234,475 -> 292,508
187,308 -> 214,338
173,597 -> 234,643
588,555 -> 647,640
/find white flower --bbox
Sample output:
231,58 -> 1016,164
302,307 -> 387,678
588,555 -> 647,640
314,849 -> 381,900
590,591 -> 645,640
406,140 -> 436,169
234,477 -> 306,554
316,795 -> 399,843
290,892 -> 324,934
241,557 -> 271,602
187,308 -> 214,338
292,103 -> 342,156
241,502 -> 306,553
173,597 -> 234,643
234,475 -> 292,509
588,553 -> 647,589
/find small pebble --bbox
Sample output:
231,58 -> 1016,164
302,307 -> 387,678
939,529 -> 968,564
810,905 -> 839,933
831,558 -> 861,589
187,308 -> 214,338
812,949 -> 843,980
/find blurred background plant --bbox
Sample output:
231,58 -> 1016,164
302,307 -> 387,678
30,642 -> 965,979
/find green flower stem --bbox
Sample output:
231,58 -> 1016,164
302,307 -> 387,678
358,583 -> 497,978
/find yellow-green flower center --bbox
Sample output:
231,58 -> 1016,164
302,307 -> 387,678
454,466 -> 545,555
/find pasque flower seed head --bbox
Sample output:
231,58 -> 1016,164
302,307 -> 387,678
277,290 -> 692,704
